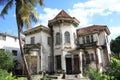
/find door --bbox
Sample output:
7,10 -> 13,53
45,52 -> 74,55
65,55 -> 72,74
73,55 -> 80,74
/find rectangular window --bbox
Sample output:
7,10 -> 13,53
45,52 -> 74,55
91,35 -> 93,42
0,35 -> 6,41
31,37 -> 35,44
90,54 -> 94,61
86,36 -> 90,43
82,37 -> 85,44
12,50 -> 17,56
48,37 -> 51,46
56,55 -> 61,70
73,33 -> 76,44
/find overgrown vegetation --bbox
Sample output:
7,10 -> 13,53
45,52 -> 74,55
0,50 -> 14,70
86,68 -> 104,80
0,69 -> 27,80
110,35 -> 120,59
0,50 -> 27,80
86,57 -> 120,80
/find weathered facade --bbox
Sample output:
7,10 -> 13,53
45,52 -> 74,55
23,10 -> 111,78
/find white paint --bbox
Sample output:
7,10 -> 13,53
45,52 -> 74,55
0,34 -> 21,61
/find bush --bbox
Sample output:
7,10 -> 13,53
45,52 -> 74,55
86,68 -> 104,80
0,69 -> 27,80
0,50 -> 14,70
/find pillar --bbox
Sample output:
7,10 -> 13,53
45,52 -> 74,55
79,49 -> 83,78
96,47 -> 102,72
62,51 -> 67,72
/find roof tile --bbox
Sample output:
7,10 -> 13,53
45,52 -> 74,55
54,10 -> 72,19
77,25 -> 110,35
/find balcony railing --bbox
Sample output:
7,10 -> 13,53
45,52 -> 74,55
77,41 -> 97,49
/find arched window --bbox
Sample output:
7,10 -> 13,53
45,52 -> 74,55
56,32 -> 60,45
65,31 -> 70,43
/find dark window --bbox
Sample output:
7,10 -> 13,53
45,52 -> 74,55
82,37 -> 85,44
56,55 -> 61,70
106,36 -> 108,42
3,36 -> 6,40
86,36 -> 90,43
48,37 -> 51,46
56,32 -> 60,45
65,31 -> 70,43
73,33 -> 76,44
90,53 -> 94,61
12,50 -> 17,56
0,35 -> 6,41
14,38 -> 17,42
31,37 -> 35,44
91,35 -> 93,42
86,54 -> 90,64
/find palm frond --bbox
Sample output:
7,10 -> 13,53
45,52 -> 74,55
39,0 -> 44,6
30,9 -> 39,23
0,0 -> 13,18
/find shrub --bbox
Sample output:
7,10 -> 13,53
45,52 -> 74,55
0,69 -> 27,80
86,68 -> 104,80
0,50 -> 14,70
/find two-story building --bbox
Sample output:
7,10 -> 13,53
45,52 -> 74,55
0,32 -> 22,61
23,10 -> 111,78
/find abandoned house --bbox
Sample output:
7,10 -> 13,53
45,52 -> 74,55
23,10 -> 111,78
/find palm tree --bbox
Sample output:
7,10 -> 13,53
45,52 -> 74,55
0,0 -> 44,80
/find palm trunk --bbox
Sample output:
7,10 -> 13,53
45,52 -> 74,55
15,0 -> 31,79
17,30 -> 31,80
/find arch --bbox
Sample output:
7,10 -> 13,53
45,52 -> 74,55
56,32 -> 60,45
64,31 -> 70,43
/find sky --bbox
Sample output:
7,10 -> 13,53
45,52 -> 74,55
0,0 -> 120,41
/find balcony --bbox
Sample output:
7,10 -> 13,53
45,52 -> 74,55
24,43 -> 41,54
77,41 -> 97,49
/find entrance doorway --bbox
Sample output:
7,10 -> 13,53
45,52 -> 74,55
65,55 -> 72,74
65,54 -> 80,74
73,55 -> 80,74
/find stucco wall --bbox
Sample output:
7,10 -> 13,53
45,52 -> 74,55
25,30 -> 51,71
53,23 -> 77,50
0,35 -> 21,61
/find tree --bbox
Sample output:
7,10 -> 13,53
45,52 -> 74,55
0,50 -> 14,70
110,35 -> 120,59
0,0 -> 44,80
107,57 -> 120,80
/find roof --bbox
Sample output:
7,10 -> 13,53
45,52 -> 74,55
48,10 -> 80,27
23,25 -> 50,35
0,32 -> 18,39
54,10 -> 72,19
77,25 -> 111,35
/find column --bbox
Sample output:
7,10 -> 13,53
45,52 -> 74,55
41,45 -> 44,71
37,51 -> 40,73
96,47 -> 102,72
79,49 -> 83,78
62,51 -> 66,72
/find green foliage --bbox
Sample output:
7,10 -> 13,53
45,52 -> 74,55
0,50 -> 14,70
86,68 -> 104,80
0,69 -> 27,80
106,57 -> 120,80
110,36 -> 120,59
85,57 -> 120,80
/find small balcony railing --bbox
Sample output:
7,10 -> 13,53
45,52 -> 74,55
77,41 -> 97,49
